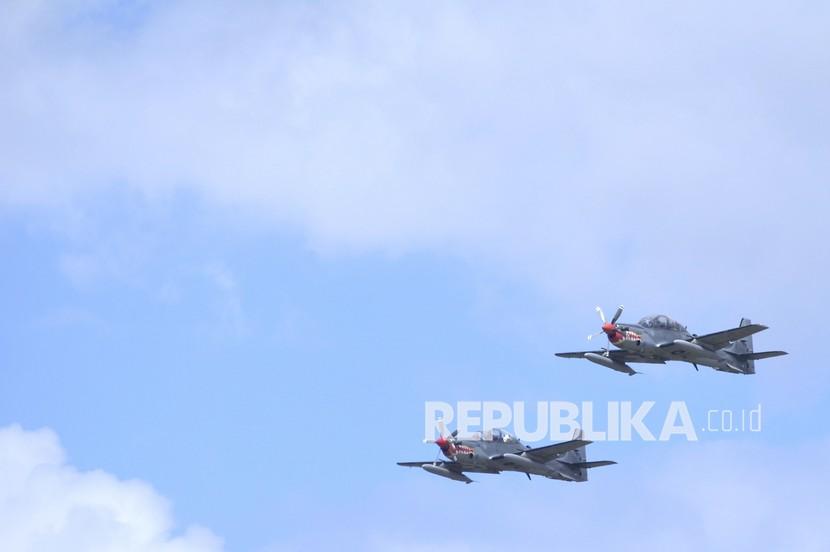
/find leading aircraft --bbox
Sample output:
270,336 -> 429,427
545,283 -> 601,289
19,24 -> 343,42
556,305 -> 787,375
398,422 -> 615,484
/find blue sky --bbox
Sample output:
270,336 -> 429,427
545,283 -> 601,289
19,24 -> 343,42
1,2 -> 829,551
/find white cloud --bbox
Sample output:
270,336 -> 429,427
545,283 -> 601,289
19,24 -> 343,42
0,2 -> 824,398
0,1 -> 821,406
0,424 -> 223,552
1,1 -> 827,303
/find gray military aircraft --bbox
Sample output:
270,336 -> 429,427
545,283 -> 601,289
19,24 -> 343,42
556,305 -> 787,375
398,422 -> 615,484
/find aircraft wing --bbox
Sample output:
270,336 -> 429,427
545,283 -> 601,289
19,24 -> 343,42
556,350 -> 666,364
396,461 -> 499,474
520,438 -> 593,463
693,324 -> 768,350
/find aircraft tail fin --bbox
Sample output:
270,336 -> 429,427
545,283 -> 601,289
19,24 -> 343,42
558,429 -> 616,481
558,428 -> 590,481
726,318 -> 756,374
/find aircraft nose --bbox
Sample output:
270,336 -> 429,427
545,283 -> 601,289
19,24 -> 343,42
602,322 -> 616,333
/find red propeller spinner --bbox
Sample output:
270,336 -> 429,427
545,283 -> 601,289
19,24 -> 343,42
426,421 -> 457,458
589,305 -> 625,343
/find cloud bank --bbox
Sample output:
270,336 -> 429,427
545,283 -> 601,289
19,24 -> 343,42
1,1 -> 827,303
0,424 -> 222,552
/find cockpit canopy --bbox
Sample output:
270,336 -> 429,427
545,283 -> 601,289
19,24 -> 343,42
638,314 -> 687,331
481,428 -> 518,443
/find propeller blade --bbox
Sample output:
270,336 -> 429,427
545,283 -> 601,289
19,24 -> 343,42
611,305 -> 624,324
595,306 -> 606,323
425,419 -> 449,443
587,331 -> 603,341
438,419 -> 456,442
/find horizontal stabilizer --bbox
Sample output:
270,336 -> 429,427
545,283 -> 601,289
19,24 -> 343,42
562,460 -> 617,469
739,351 -> 788,360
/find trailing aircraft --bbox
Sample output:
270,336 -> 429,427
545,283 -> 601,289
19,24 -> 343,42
398,422 -> 615,484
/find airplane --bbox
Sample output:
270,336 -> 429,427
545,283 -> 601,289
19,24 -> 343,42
556,305 -> 787,375
397,422 -> 616,484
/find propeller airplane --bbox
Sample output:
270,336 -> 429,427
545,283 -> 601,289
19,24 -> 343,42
398,421 -> 615,484
556,305 -> 787,375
